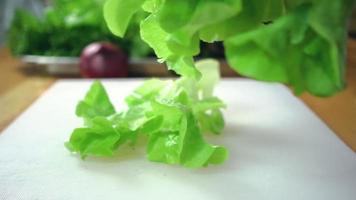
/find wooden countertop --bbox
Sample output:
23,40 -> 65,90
0,39 -> 355,151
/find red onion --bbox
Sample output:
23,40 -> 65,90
80,42 -> 128,78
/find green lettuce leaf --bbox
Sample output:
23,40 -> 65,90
156,0 -> 198,33
163,0 -> 242,47
76,81 -> 115,124
199,0 -> 266,42
104,0 -> 146,37
225,1 -> 355,96
140,15 -> 200,78
66,117 -> 120,158
103,0 -> 355,96
141,0 -> 163,13
147,102 -> 228,167
140,15 -> 171,59
66,59 -> 228,168
177,59 -> 226,134
197,109 -> 225,135
144,84 -> 227,167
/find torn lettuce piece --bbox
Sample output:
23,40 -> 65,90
76,81 -> 115,125
197,109 -> 225,135
125,78 -> 168,107
179,111 -> 228,167
177,59 -> 226,134
66,59 -> 228,168
195,59 -> 220,98
65,117 -> 121,158
147,100 -> 228,167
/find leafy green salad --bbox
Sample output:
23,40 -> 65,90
66,0 -> 355,168
66,60 -> 228,168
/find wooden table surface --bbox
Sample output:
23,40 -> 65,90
1,39 -> 355,151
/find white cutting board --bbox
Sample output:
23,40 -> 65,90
0,79 -> 355,200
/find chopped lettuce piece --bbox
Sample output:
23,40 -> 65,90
147,103 -> 228,167
76,81 -> 115,124
65,117 -> 120,158
66,59 -> 228,168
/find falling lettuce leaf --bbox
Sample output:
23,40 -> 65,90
66,59 -> 228,168
103,0 -> 355,96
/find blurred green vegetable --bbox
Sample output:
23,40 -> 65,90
7,0 -> 152,57
104,0 -> 355,96
66,59 -> 228,168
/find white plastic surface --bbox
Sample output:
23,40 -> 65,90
1,79 -> 355,200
